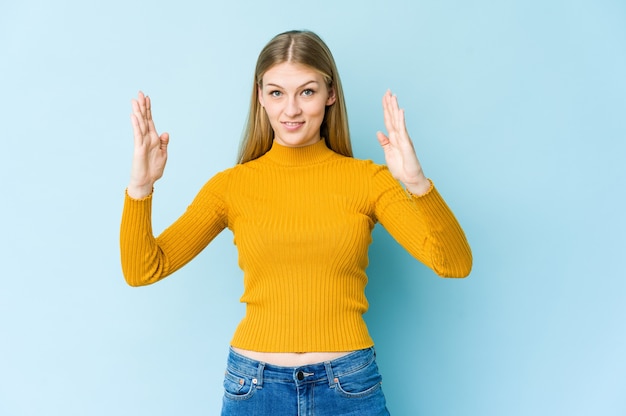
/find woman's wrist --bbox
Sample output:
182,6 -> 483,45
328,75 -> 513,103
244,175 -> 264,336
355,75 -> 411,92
126,183 -> 154,199
404,177 -> 431,197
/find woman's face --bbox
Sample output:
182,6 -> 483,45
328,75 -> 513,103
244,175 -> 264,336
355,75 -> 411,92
259,62 -> 336,148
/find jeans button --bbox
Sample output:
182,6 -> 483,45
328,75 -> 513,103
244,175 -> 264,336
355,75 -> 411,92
297,371 -> 304,381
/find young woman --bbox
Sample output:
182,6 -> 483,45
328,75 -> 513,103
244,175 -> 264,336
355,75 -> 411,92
120,30 -> 472,415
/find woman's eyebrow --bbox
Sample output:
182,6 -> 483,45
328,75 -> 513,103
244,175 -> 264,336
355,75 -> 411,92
264,80 -> 319,89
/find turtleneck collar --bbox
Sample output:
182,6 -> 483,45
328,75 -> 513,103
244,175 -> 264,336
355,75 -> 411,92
262,139 -> 339,167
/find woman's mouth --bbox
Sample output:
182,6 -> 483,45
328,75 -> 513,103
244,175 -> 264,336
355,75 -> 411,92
282,121 -> 304,131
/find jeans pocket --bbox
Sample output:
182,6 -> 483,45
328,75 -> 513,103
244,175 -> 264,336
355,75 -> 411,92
223,369 -> 257,400
334,359 -> 383,398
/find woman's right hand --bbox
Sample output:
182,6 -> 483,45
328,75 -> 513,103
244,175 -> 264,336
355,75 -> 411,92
127,91 -> 169,199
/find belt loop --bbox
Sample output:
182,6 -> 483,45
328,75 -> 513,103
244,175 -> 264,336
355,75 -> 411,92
255,362 -> 265,388
324,361 -> 336,387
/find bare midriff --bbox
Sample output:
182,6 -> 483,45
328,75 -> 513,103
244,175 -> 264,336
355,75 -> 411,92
232,347 -> 352,367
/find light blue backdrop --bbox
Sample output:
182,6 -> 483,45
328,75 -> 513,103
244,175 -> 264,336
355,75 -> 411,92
1,0 -> 624,415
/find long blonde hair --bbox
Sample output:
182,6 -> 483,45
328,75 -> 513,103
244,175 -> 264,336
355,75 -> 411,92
237,30 -> 352,164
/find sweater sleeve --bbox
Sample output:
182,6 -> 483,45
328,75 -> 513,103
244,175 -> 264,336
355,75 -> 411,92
119,171 -> 229,286
370,164 -> 472,278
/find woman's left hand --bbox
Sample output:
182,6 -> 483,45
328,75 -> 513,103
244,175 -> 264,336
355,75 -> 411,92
376,90 -> 430,196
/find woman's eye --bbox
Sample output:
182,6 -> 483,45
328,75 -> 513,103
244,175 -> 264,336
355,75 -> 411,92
302,89 -> 315,96
270,90 -> 282,97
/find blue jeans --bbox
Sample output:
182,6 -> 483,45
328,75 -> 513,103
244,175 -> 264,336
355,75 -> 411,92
221,347 -> 390,415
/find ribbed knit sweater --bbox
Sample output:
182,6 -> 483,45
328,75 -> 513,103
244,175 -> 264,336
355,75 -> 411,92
120,139 -> 472,352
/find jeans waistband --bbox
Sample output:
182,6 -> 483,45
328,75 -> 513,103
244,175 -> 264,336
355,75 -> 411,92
225,347 -> 376,388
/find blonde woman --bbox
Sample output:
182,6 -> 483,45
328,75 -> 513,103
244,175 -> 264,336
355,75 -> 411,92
121,30 -> 472,415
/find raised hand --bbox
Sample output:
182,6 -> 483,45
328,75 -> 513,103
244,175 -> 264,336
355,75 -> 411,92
127,91 -> 170,199
376,90 -> 430,196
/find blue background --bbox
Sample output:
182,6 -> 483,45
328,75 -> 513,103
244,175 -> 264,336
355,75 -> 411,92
1,0 -> 625,414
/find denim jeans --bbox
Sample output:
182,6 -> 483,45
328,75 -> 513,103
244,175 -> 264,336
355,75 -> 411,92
221,347 -> 390,415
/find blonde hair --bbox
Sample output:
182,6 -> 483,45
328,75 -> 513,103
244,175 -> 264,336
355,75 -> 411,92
237,30 -> 352,164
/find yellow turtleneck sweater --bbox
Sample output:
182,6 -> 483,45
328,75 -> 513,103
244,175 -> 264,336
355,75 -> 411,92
120,139 -> 472,352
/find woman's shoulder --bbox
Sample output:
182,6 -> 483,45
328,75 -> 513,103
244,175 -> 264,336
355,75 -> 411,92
338,155 -> 389,174
196,165 -> 238,192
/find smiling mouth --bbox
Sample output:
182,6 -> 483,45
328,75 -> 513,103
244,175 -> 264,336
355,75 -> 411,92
282,121 -> 304,130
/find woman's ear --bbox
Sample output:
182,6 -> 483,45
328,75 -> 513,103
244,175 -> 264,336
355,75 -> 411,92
326,87 -> 336,106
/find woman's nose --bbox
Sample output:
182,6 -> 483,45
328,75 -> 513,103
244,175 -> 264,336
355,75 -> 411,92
284,96 -> 302,117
